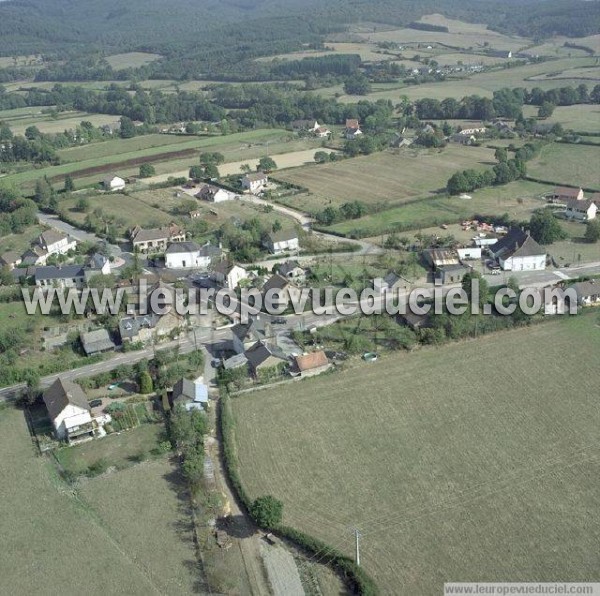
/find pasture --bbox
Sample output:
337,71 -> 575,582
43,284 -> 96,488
105,52 -> 162,70
229,314 -> 600,595
521,104 -> 600,134
275,145 -> 498,214
527,143 -> 600,190
78,458 -> 201,595
0,406 -> 176,595
322,179 -> 551,237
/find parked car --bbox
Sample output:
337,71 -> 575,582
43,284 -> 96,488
271,317 -> 287,325
89,399 -> 103,408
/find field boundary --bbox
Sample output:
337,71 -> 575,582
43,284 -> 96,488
219,392 -> 379,595
524,176 -> 600,194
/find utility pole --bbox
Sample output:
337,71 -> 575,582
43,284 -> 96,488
352,528 -> 362,566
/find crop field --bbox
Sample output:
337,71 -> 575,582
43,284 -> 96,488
322,179 -> 551,237
9,112 -> 122,136
527,143 -> 600,190
275,145 -> 497,213
60,191 -> 172,229
229,314 -> 600,595
0,406 -> 179,595
78,458 -> 201,595
521,104 -> 600,134
4,128 -> 298,189
105,52 -> 162,70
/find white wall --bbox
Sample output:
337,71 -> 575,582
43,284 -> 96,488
165,251 -> 211,269
500,254 -> 546,271
53,405 -> 92,439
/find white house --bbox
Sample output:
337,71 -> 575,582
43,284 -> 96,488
103,175 -> 126,191
165,241 -> 221,269
86,253 -> 111,276
264,229 -> 299,254
491,227 -> 546,271
195,184 -> 232,203
565,198 -> 597,221
23,229 -> 77,265
241,172 -> 268,194
571,280 -> 600,306
43,378 -> 94,442
315,126 -> 331,138
35,265 -> 86,289
212,262 -> 248,289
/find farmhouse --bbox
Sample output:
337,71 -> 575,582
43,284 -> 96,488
231,317 -> 275,355
490,227 -> 546,271
291,351 -> 331,378
212,261 -> 248,289
43,378 -> 94,442
165,241 -> 221,269
195,184 -> 232,203
130,223 -> 186,252
103,174 -> 126,191
435,263 -> 471,285
345,119 -> 362,140
35,264 -> 86,289
277,260 -> 306,282
549,186 -> 584,203
264,229 -> 299,254
450,133 -> 476,145
261,273 -> 301,309
315,126 -> 331,138
245,341 -> 288,378
241,172 -> 268,194
80,329 -> 116,356
0,251 -> 22,270
172,376 -> 209,411
22,229 -> 78,266
565,198 -> 597,221
571,280 -> 600,306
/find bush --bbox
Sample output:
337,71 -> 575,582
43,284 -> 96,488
250,495 -> 283,529
139,371 -> 153,394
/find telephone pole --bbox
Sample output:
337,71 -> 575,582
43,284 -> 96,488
352,527 -> 362,566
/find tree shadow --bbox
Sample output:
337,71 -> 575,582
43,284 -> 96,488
215,514 -> 255,539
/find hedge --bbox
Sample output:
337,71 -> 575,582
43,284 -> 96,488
219,393 -> 379,595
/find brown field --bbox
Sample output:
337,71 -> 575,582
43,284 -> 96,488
229,314 -> 600,594
275,145 -> 497,213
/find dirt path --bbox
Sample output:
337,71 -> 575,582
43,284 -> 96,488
206,428 -> 273,595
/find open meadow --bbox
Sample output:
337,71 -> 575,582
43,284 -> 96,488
521,104 -> 600,134
0,406 -> 192,595
275,145 -> 497,214
321,179 -> 552,237
105,52 -> 162,70
527,143 -> 600,190
229,314 -> 600,595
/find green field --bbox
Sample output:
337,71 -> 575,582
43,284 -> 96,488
322,179 -> 551,237
527,143 -> 600,190
276,145 -> 497,214
229,314 -> 600,594
105,52 -> 162,70
522,104 -> 600,134
0,406 -> 195,595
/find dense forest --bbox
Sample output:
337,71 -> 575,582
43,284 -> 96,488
0,0 -> 598,80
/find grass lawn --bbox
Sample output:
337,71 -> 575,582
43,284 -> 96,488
229,313 -> 600,594
0,406 -> 174,594
60,191 -> 173,229
275,145 -> 497,214
0,223 -> 44,255
527,143 -> 600,190
54,422 -> 165,476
